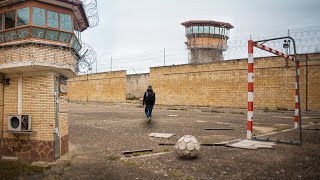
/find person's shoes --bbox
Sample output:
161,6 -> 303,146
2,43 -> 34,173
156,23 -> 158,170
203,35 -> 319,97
147,117 -> 151,124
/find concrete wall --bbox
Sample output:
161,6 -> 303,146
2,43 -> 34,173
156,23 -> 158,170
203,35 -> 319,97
68,71 -> 126,102
126,73 -> 150,99
150,53 -> 320,110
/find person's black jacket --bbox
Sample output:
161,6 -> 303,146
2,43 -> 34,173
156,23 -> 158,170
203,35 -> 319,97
143,89 -> 156,106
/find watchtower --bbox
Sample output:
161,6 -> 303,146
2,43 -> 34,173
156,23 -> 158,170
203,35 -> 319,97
181,20 -> 234,63
0,0 -> 97,161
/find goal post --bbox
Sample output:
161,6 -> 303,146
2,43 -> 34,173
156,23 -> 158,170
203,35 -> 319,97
247,37 -> 302,143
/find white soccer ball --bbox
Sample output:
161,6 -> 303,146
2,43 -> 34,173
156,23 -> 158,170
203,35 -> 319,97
174,135 -> 200,158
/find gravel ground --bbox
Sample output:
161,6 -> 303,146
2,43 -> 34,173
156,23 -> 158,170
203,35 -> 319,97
40,102 -> 320,180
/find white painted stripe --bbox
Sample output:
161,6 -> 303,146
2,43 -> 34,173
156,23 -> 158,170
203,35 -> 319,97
295,82 -> 298,89
248,73 -> 254,82
297,69 -> 300,76
247,111 -> 253,120
247,131 -> 253,140
295,109 -> 299,116
248,54 -> 254,63
294,122 -> 299,129
272,49 -> 277,54
295,96 -> 299,102
248,92 -> 254,102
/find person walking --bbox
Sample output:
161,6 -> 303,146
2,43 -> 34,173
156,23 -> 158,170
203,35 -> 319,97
143,85 -> 156,124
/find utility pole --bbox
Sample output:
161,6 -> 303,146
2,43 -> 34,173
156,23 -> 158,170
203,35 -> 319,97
164,48 -> 166,66
96,59 -> 98,73
110,56 -> 113,71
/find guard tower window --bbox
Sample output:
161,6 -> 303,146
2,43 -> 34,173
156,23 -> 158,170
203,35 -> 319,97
4,10 -> 16,29
0,13 -> 2,31
198,26 -> 203,33
45,29 -> 59,40
32,7 -> 46,27
60,13 -> 72,32
48,10 -> 59,29
59,31 -> 72,42
17,7 -> 30,27
32,27 -> 45,38
74,21 -> 81,41
209,26 -> 214,34
193,26 -> 198,34
204,26 -> 210,33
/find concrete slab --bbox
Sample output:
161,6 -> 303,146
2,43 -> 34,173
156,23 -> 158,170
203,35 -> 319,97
228,139 -> 276,150
148,133 -> 175,139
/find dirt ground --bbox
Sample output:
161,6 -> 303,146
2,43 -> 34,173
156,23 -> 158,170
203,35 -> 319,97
23,102 -> 320,179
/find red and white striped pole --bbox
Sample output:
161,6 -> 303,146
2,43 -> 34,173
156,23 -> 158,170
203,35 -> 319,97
247,40 -> 254,139
294,61 -> 300,129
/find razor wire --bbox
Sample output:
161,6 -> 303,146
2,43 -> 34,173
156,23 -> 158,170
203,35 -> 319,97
96,27 -> 320,74
0,30 -> 96,74
71,0 -> 99,28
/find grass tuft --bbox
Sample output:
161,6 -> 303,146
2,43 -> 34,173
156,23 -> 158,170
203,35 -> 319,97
105,155 -> 121,161
0,160 -> 49,180
121,160 -> 143,167
171,169 -> 183,177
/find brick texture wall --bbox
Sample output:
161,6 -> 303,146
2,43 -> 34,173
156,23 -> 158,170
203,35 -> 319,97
0,44 -> 77,66
3,74 -> 55,141
150,53 -> 320,110
68,71 -> 126,102
0,72 -> 69,161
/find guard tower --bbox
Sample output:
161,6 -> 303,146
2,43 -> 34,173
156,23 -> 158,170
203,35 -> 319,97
181,20 -> 234,63
0,0 -> 98,161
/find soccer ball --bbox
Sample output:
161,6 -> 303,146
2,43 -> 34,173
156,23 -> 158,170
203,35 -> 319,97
174,135 -> 200,158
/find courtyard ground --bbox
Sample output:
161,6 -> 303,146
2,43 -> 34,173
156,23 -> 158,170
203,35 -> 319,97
6,102 -> 320,179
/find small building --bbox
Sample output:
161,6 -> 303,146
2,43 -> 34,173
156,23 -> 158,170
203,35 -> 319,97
0,0 -> 95,161
181,20 -> 234,64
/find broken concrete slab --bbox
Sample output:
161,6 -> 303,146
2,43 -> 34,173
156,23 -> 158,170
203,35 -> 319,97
197,120 -> 206,123
169,115 -> 179,117
148,133 -> 175,139
227,139 -> 276,150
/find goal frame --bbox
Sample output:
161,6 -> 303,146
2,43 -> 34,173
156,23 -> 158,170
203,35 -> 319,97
247,37 -> 302,144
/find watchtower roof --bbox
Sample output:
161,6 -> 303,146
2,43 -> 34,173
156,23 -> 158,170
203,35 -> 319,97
181,20 -> 234,29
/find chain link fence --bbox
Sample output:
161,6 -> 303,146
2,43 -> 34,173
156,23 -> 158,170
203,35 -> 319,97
94,27 -> 320,74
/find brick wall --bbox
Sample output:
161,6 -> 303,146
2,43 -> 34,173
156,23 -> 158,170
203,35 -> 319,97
150,53 -> 320,110
126,73 -> 150,99
0,44 -> 77,66
0,72 -> 69,161
68,71 -> 126,102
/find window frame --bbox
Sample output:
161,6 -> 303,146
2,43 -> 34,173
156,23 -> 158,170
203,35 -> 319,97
17,6 -> 30,27
4,10 -> 17,30
32,6 -> 46,27
59,12 -> 73,33
47,10 -> 59,29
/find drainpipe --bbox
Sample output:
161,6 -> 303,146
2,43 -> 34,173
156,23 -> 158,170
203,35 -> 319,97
1,73 -> 5,159
18,73 -> 22,114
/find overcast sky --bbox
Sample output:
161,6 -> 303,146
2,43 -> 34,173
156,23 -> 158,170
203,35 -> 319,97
81,0 -> 320,68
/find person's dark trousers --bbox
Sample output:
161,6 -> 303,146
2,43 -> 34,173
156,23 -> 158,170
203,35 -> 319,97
145,104 -> 154,118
